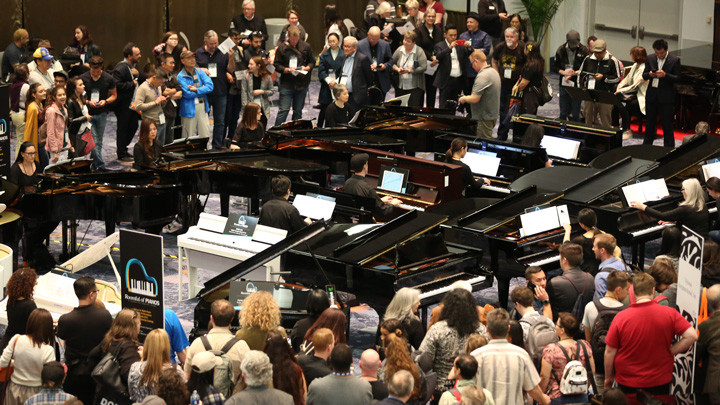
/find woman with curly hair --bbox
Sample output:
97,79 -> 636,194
300,307 -> 347,356
235,291 -> 285,350
263,330 -> 306,405
376,287 -> 425,351
157,367 -> 189,405
0,268 -> 38,351
128,329 -> 185,402
419,289 -> 489,397
382,333 -> 425,404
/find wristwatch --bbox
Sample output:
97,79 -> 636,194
542,300 -> 550,305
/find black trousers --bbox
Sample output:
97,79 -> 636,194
438,77 -> 463,110
396,88 -> 425,107
425,74 -> 437,108
643,100 -> 674,147
115,106 -> 140,157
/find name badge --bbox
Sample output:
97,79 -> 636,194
171,100 -> 177,108
329,69 -> 336,82
587,77 -> 596,90
372,58 -> 378,66
289,56 -> 298,69
90,90 -> 100,103
652,78 -> 659,88
235,71 -> 243,81
339,76 -> 348,85
504,67 -> 512,79
208,63 -> 218,78
158,112 -> 166,125
562,77 -> 575,87
489,5 -> 496,10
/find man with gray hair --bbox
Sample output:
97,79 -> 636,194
225,350 -> 294,405
195,30 -> 235,149
697,284 -> 720,402
307,344 -> 373,405
377,369 -> 414,404
491,26 -> 525,141
339,36 -> 374,114
230,0 -> 268,47
682,121 -> 710,144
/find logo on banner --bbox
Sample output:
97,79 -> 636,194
125,258 -> 159,297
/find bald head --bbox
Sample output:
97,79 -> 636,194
709,284 -> 720,312
368,27 -> 381,45
359,349 -> 381,376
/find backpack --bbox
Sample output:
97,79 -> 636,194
538,75 -> 553,105
589,299 -> 626,374
553,341 -> 594,396
448,388 -> 462,403
562,274 -> 592,336
200,335 -> 239,398
520,314 -> 558,368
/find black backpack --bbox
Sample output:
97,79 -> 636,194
562,274 -> 592,338
589,299 -> 626,374
537,75 -> 553,105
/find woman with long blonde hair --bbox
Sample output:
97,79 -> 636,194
235,291 -> 285,350
128,329 -> 185,402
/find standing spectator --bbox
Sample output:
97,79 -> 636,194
28,47 -> 54,90
113,42 -> 144,162
289,289 -> 330,353
578,39 -> 622,128
178,50 -> 213,139
307,344 -> 373,405
195,30 -> 234,148
562,208 -> 602,275
44,86 -> 73,163
10,64 -> 30,156
263,330 -> 306,405
240,56 -> 273,124
323,85 -> 351,128
230,102 -> 264,149
274,26 -> 314,126
132,119 -> 163,169
392,31 -> 427,107
376,288 -> 425,351
225,29 -> 245,139
405,0 -> 422,28
382,334 -> 424,404
554,30 -> 589,122
358,27 -> 393,103
235,291 -> 286,350
428,280 -> 488,329
513,41 -> 545,115
184,299 -> 249,379
225,351 -> 293,405
615,46 -> 648,139
0,268 -> 38,351
526,266 -> 554,319
378,370 -> 415,405
703,241 -> 720,288
301,307 -> 347,356
298,328 -> 333,387
592,234 -> 628,299
134,68 -> 168,144
338,37 -> 374,115
230,0 -> 269,48
81,55 -> 117,171
364,2 -> 394,33
419,289 -> 489,398
159,54 -> 183,143
604,272 -> 696,394
27,40 -> 62,74
279,10 -> 307,44
324,5 -> 348,50
458,50 -> 500,139
186,351 -> 225,405
164,308 -> 189,368
2,29 -> 30,80
0,309 -> 56,405
66,76 -> 92,156
459,13 -> 492,101
89,308 -> 142,404
492,27 -> 525,140
23,84 -> 47,166
317,33 -> 344,127
509,14 -> 528,42
547,243 -> 595,318
419,0 -> 445,29
156,368 -> 190,405
476,0 -> 508,41
438,354 -> 493,405
697,284 -> 720,404
649,257 -> 679,308
434,24 -> 468,109
359,349 -> 389,401
416,9 -> 443,108
243,32 -> 270,68
53,71 -> 68,89
128,329 -> 185,403
57,276 -> 113,405
71,25 -> 101,65
510,286 -> 554,351
642,39 -> 681,147
365,0 -> 397,26
152,31 -> 186,72
472,309 -> 550,405
24,362 -> 75,405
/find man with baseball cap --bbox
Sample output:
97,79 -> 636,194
459,13 -> 493,104
28,40 -> 63,73
25,361 -> 75,405
578,38 -> 622,128
343,153 -> 401,220
553,30 -> 589,122
28,46 -> 55,89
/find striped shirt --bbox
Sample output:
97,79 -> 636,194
471,339 -> 540,404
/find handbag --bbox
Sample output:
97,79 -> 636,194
80,128 -> 95,156
0,336 -> 18,382
91,341 -> 129,396
38,122 -> 48,148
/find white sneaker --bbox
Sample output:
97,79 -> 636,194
622,130 -> 634,140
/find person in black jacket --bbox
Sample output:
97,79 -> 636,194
577,39 -> 621,128
642,38 -> 681,147
258,175 -> 310,234
66,77 -> 92,156
707,176 -> 720,244
112,43 -> 145,162
415,9 -> 444,108
230,0 -> 268,48
553,30 -> 589,122
630,178 -> 709,236
343,153 -> 401,219
0,268 -> 38,352
273,26 -> 314,126
317,33 -> 344,127
324,84 -> 352,128
444,137 -> 490,196
476,0 -> 509,42
433,25 -> 468,110
339,36 -> 374,115
133,119 -> 163,169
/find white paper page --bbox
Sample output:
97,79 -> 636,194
642,179 -> 670,202
541,136 -> 581,160
702,162 -> 720,180
217,37 -> 236,54
622,183 -> 647,204
520,207 -> 561,236
556,205 -> 570,225
425,63 -> 438,76
461,153 -> 501,177
292,194 -> 336,220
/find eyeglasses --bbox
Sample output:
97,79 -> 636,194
24,151 -> 37,155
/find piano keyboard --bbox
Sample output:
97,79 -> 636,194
630,223 -> 673,237
187,236 -> 267,255
418,275 -> 486,302
129,279 -> 156,297
481,184 -> 511,194
526,255 -> 560,267
398,204 -> 425,212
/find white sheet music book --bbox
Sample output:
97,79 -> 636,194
702,161 -> 720,180
197,213 -> 229,233
252,225 -> 288,244
621,179 -> 670,204
541,135 -> 582,160
292,194 -> 336,220
461,152 -> 501,177
388,94 -> 411,107
520,205 -> 570,237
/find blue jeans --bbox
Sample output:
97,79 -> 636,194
559,85 -> 582,121
206,94 -> 227,149
90,113 -> 107,170
275,87 -> 308,126
155,123 -> 166,145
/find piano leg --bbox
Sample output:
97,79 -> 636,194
638,243 -> 646,270
220,194 -> 230,218
59,221 -> 69,262
70,219 -> 78,257
631,244 -> 638,267
345,264 -> 354,290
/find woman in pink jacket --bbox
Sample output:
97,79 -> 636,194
44,86 -> 73,163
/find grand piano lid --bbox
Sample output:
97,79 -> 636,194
159,150 -> 330,174
510,166 -> 597,194
62,170 -> 182,189
589,145 -> 671,169
648,134 -> 720,180
43,157 -> 94,174
562,156 -> 658,204
196,221 -> 328,298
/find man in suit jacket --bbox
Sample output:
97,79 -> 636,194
376,370 -> 414,404
225,350 -> 294,405
338,36 -> 374,115
112,42 -> 145,161
358,26 -> 394,102
642,38 -> 681,147
698,284 -> 720,402
433,24 -> 468,109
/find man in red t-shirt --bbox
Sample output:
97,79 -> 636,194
604,272 -> 697,394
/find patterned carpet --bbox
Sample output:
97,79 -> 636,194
5,72 -> 668,367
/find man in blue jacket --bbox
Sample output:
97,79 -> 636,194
358,26 -> 394,103
177,50 -> 213,139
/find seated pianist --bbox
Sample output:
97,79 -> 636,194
343,153 -> 401,218
444,138 -> 490,195
518,124 -> 552,168
324,84 -> 351,128
258,175 -> 311,234
629,178 -> 709,236
230,102 -> 265,149
133,119 -> 164,169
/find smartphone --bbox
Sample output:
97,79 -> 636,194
528,282 -> 537,294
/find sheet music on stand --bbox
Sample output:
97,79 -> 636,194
292,194 -> 336,220
519,204 -> 571,237
620,179 -> 670,206
541,135 -> 582,160
701,160 -> 720,181
461,152 -> 501,177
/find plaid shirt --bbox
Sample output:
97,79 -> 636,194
202,386 -> 225,405
25,389 -> 75,405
